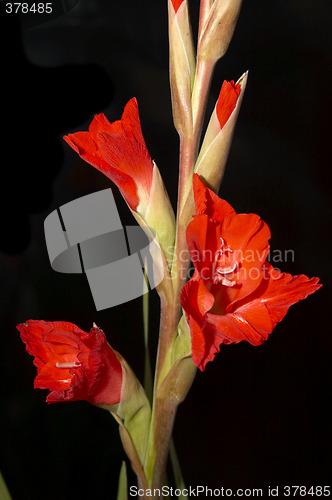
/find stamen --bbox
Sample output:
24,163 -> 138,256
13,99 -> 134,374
216,262 -> 237,275
214,238 -> 238,287
56,362 -> 81,369
218,276 -> 236,287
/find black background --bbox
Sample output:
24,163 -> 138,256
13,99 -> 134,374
0,0 -> 331,498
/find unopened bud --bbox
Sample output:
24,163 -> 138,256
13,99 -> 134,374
195,72 -> 248,192
168,0 -> 196,137
198,0 -> 242,63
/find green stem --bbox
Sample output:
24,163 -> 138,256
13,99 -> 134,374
171,135 -> 197,303
141,295 -> 180,499
191,57 -> 216,140
143,267 -> 153,403
154,294 -> 180,392
144,394 -> 178,491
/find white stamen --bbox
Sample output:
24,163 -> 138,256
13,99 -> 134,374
219,277 -> 236,287
216,262 -> 237,275
214,240 -> 238,287
56,362 -> 81,369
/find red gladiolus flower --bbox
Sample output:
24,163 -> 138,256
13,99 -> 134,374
180,175 -> 322,371
17,320 -> 123,405
63,98 -> 153,213
64,98 -> 176,261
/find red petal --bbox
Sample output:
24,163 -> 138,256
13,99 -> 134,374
89,113 -> 116,136
250,263 -> 322,328
193,174 -> 235,221
84,329 -> 123,405
18,320 -> 84,366
186,214 -> 221,281
120,97 -> 147,148
220,213 -> 271,307
181,277 -> 220,370
97,132 -> 153,210
207,263 -> 321,349
216,80 -> 241,130
63,132 -> 99,157
181,273 -> 215,317
207,301 -> 272,347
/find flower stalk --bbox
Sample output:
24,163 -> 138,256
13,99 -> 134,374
138,1 -> 247,495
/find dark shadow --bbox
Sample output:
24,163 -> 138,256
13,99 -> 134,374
0,13 -> 114,253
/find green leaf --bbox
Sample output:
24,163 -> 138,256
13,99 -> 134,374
0,472 -> 12,500
116,461 -> 128,500
169,439 -> 188,499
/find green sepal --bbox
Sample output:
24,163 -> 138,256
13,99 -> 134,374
0,472 -> 12,500
113,356 -> 151,465
172,314 -> 192,365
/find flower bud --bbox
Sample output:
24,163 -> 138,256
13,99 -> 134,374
198,0 -> 242,63
195,72 -> 248,192
168,0 -> 196,137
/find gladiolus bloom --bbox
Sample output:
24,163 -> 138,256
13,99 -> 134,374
64,98 -> 153,213
17,320 -> 123,405
180,175 -> 322,370
64,98 -> 175,262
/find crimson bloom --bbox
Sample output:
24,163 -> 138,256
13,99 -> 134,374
64,98 -> 175,261
64,98 -> 152,212
17,320 -> 123,405
180,175 -> 321,371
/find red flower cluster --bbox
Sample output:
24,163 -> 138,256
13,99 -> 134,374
180,175 -> 321,371
17,321 -> 123,405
